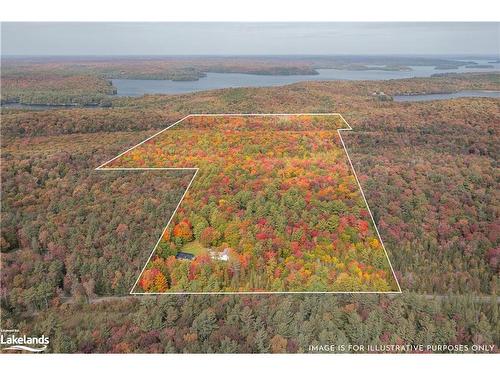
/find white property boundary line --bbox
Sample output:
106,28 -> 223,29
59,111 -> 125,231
96,113 -> 402,295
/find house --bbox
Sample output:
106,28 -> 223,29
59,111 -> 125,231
175,248 -> 229,262
209,248 -> 230,262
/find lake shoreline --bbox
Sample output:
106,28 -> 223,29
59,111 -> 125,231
1,102 -> 111,110
111,63 -> 500,96
3,89 -> 499,110
393,90 -> 500,102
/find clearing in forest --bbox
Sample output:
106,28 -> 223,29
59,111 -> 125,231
97,114 -> 400,294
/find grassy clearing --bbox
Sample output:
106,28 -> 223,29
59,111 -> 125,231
181,240 -> 208,256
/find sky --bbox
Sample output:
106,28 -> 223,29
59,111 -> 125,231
1,22 -> 499,56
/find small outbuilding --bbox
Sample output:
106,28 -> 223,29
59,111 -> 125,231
176,251 -> 196,261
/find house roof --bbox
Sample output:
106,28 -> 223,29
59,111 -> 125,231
176,251 -> 195,260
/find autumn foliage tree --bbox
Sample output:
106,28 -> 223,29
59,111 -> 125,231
172,220 -> 193,243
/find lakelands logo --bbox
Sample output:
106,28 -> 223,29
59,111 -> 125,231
1,330 -> 49,352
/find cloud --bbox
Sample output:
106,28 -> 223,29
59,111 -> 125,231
2,22 -> 499,56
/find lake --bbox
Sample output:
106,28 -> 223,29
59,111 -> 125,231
112,61 -> 500,96
393,90 -> 500,102
1,103 -> 107,111
2,60 -> 498,110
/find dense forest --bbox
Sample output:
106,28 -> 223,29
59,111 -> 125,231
2,294 -> 497,353
1,69 -> 499,352
1,74 -> 116,106
1,131 -> 194,307
104,115 -> 398,292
